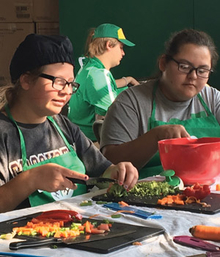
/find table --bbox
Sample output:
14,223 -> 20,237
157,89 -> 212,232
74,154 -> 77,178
0,187 -> 220,257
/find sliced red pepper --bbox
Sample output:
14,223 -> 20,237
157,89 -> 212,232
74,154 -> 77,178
34,209 -> 82,222
183,183 -> 210,200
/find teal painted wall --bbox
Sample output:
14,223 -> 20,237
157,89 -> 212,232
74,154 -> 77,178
59,0 -> 220,89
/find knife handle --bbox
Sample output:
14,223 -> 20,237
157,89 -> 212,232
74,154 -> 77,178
173,236 -> 220,251
207,252 -> 220,257
9,238 -> 61,250
67,178 -> 86,184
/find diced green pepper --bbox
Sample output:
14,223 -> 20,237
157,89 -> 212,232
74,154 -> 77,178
111,214 -> 121,218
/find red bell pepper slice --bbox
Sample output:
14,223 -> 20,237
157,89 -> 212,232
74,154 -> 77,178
183,183 -> 210,200
34,209 -> 82,222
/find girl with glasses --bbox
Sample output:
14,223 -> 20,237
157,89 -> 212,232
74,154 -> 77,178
0,34 -> 138,213
100,29 -> 220,179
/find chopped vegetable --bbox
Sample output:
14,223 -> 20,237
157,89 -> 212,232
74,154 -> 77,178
97,223 -> 110,231
107,181 -> 179,198
132,241 -> 142,245
189,225 -> 220,241
34,209 -> 82,222
80,200 -> 93,206
8,218 -> 114,239
90,228 -> 105,234
0,231 -> 16,240
83,220 -> 92,234
183,183 -> 210,200
107,183 -> 128,198
111,214 -> 122,218
216,184 -> 220,191
102,219 -> 114,225
118,201 -> 129,206
96,201 -> 109,204
157,194 -> 185,206
129,181 -> 180,197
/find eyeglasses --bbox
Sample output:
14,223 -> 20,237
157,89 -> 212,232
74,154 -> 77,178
169,57 -> 213,79
39,73 -> 80,94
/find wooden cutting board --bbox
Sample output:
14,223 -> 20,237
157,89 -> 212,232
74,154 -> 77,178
92,193 -> 220,214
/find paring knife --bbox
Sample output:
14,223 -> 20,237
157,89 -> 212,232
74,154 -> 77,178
9,229 -> 136,250
67,177 -> 117,186
173,235 -> 220,252
187,253 -> 220,257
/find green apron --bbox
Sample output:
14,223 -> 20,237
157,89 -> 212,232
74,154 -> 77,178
139,85 -> 220,179
5,106 -> 86,207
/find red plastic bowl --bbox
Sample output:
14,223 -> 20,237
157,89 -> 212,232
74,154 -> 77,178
158,137 -> 220,185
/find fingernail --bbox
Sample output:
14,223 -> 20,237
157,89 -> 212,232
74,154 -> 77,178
84,175 -> 88,180
124,184 -> 128,189
119,181 -> 123,185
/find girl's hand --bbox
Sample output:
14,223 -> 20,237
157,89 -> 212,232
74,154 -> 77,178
103,162 -> 138,191
30,163 -> 89,192
153,124 -> 190,141
126,76 -> 140,86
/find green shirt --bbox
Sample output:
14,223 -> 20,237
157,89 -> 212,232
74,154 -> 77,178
68,57 -> 127,141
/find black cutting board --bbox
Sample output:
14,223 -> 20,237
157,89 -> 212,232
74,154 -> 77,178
0,213 -> 164,254
92,193 -> 220,214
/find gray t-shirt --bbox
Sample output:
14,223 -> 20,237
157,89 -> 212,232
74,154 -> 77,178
0,113 -> 111,186
100,80 -> 220,149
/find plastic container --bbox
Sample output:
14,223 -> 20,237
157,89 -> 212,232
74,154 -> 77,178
158,137 -> 220,185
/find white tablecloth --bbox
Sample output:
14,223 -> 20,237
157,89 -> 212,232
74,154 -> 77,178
0,187 -> 220,257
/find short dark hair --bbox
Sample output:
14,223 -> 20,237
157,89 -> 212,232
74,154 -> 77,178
10,34 -> 75,84
164,28 -> 219,69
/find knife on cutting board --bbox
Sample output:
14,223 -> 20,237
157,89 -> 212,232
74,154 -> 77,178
9,229 -> 136,250
67,177 -> 116,186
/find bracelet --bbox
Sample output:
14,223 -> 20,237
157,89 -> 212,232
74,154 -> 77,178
122,77 -> 128,86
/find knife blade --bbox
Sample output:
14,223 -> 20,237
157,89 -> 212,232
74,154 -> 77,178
9,229 -> 136,250
173,236 -> 220,251
67,177 -> 117,186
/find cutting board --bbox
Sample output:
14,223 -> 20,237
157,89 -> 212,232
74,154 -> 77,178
0,213 -> 164,254
92,193 -> 220,215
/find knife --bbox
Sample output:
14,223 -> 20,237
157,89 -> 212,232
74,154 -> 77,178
9,229 -> 136,250
67,177 -> 117,186
187,253 -> 220,257
173,236 -> 220,251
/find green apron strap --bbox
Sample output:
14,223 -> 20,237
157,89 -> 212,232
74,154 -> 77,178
47,116 -> 73,152
197,93 -> 213,116
151,83 -> 158,120
5,105 -> 28,169
4,106 -> 87,206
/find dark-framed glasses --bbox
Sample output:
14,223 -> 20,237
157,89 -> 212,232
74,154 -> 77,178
169,57 -> 213,79
39,73 -> 80,94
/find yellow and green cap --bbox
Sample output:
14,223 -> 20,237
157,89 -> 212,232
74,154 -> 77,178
93,23 -> 135,47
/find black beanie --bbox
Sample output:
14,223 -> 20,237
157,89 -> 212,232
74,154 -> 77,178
10,34 -> 75,83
